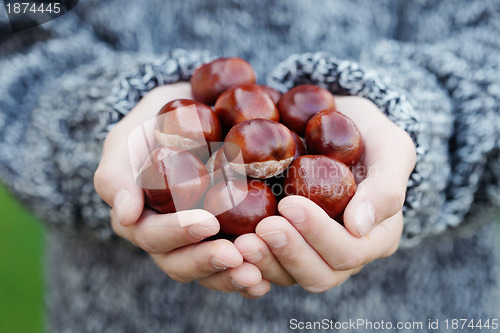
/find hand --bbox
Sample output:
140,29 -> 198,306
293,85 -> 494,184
234,96 -> 417,292
94,83 -> 270,298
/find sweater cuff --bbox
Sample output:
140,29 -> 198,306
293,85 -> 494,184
106,49 -> 215,133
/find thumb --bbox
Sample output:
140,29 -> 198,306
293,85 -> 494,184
343,176 -> 407,237
343,135 -> 416,237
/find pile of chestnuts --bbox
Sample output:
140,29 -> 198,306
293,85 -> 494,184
139,57 -> 364,236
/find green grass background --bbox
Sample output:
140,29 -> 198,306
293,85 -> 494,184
0,183 -> 44,333
0,181 -> 499,333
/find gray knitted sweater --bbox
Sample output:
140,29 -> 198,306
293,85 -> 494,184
1,0 -> 500,332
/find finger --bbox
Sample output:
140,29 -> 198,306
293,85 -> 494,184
342,128 -> 415,236
335,96 -> 416,237
351,265 -> 365,276
197,262 -> 263,293
239,280 -> 272,299
278,196 -> 403,270
94,83 -> 193,227
110,208 -> 219,254
255,216 -> 353,293
233,233 -> 296,286
150,239 -> 243,283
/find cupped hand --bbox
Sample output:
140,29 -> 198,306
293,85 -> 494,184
94,83 -> 270,298
234,96 -> 417,293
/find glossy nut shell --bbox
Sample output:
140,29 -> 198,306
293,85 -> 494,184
277,84 -> 336,136
224,119 -> 295,179
257,84 -> 282,104
203,179 -> 277,235
139,147 -> 210,214
305,109 -> 364,166
156,99 -> 223,159
190,57 -> 256,105
283,155 -> 356,219
214,84 -> 279,130
206,148 -> 243,185
290,130 -> 307,160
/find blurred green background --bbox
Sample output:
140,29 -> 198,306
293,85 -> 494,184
0,181 -> 499,333
0,183 -> 44,333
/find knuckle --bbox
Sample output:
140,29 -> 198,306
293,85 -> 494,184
110,214 -> 124,238
133,229 -> 158,254
274,276 -> 296,287
401,131 -> 417,165
303,279 -> 338,294
165,270 -> 193,284
332,253 -> 364,271
386,184 -> 406,210
385,238 -> 401,258
389,126 -> 417,167
275,253 -> 300,268
351,265 -> 365,275
241,292 -> 261,299
93,165 -> 113,197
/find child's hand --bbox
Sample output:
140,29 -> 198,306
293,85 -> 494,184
94,83 -> 270,298
234,96 -> 417,293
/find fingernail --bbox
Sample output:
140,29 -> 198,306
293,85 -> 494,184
113,189 -> 130,225
211,257 -> 235,270
280,205 -> 305,225
231,279 -> 250,290
354,201 -> 376,236
188,223 -> 218,239
259,231 -> 287,248
242,250 -> 262,263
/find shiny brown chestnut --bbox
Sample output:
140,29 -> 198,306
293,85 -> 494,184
156,99 -> 223,159
257,84 -> 282,104
283,155 -> 356,219
203,178 -> 277,235
224,119 -> 295,179
139,147 -> 210,214
263,130 -> 306,201
277,84 -> 336,136
215,84 -> 279,131
190,57 -> 256,105
305,109 -> 364,166
290,130 -> 307,160
206,147 -> 243,185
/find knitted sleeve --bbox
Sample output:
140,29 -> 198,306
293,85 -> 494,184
370,0 -> 500,246
267,19 -> 500,247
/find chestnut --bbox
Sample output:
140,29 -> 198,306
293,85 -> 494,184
305,109 -> 364,166
190,57 -> 256,105
257,84 -> 282,104
277,84 -> 336,136
263,173 -> 287,203
203,178 -> 277,235
138,147 -> 210,214
155,99 -> 223,160
206,147 -> 242,185
214,84 -> 280,131
224,119 -> 295,179
283,155 -> 356,219
290,130 -> 307,160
